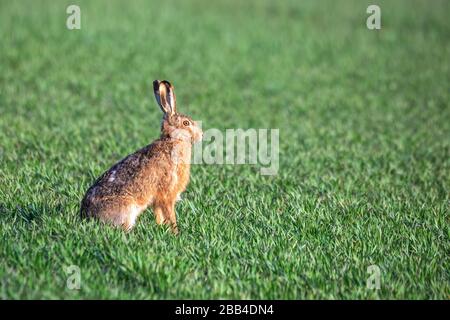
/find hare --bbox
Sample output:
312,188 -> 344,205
80,80 -> 203,234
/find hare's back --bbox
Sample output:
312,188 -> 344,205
87,148 -> 152,197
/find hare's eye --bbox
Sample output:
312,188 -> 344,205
183,120 -> 190,126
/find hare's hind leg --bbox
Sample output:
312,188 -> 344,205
120,203 -> 146,232
95,199 -> 143,231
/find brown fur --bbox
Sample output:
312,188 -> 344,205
80,80 -> 202,234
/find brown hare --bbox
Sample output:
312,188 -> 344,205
80,80 -> 203,234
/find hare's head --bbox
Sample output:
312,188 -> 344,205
153,80 -> 203,143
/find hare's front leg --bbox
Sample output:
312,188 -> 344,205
167,201 -> 178,235
153,198 -> 178,234
153,205 -> 166,225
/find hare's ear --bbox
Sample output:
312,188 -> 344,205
153,80 -> 176,115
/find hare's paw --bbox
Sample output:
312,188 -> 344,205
171,224 -> 179,235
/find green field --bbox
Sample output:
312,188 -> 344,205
0,0 -> 449,299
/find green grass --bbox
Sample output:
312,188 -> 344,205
0,0 -> 449,299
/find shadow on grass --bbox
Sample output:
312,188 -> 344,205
0,201 -> 67,225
